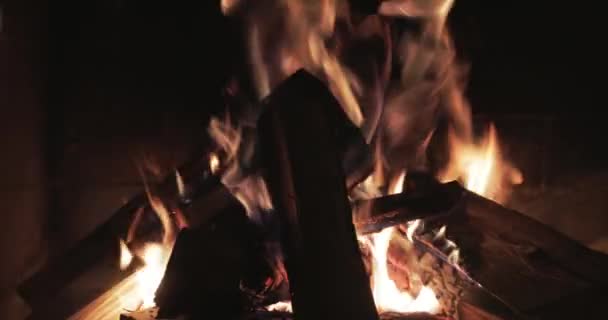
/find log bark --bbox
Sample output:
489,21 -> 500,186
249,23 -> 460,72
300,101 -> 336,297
258,70 -> 379,320
353,173 -> 464,234
371,172 -> 608,315
18,152 -> 233,318
154,202 -> 271,319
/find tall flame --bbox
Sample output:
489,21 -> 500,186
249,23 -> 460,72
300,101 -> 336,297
245,0 -> 364,126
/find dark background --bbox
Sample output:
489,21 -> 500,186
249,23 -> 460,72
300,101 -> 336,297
0,0 -> 606,318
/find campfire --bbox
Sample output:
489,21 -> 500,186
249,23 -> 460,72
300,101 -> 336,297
18,1 -> 608,320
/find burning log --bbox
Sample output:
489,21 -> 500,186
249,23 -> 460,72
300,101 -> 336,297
362,171 -> 608,317
353,172 -> 465,235
17,154 -> 234,319
447,189 -> 608,315
258,70 -> 379,320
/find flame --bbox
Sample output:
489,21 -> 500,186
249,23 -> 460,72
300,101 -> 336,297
360,173 -> 440,314
266,301 -> 293,313
208,116 -> 273,222
243,0 -> 364,126
113,169 -> 178,312
175,169 -> 186,199
442,124 -> 523,202
116,240 -> 171,311
209,152 -> 220,174
119,240 -> 133,270
136,243 -> 170,308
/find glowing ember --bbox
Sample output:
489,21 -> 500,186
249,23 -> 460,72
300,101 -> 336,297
209,152 -> 220,174
364,173 -> 441,314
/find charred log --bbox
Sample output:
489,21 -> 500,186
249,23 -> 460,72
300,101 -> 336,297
258,70 -> 379,320
353,172 -> 464,234
154,201 -> 270,319
366,172 -> 608,316
18,153 -> 233,319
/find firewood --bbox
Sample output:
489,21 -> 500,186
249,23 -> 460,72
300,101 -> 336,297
154,202 -> 270,319
370,172 -> 608,316
353,174 -> 464,234
258,70 -> 379,320
18,153 -> 226,319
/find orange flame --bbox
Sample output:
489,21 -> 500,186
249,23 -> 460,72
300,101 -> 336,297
361,172 -> 440,314
442,124 -> 523,202
244,0 -> 364,126
113,166 -> 180,312
119,239 -> 133,271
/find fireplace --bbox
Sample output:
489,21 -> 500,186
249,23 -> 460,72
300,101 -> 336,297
1,0 -> 607,319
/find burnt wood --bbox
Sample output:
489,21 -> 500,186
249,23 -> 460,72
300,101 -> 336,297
154,200 -> 269,319
18,152 -> 238,318
372,172 -> 608,316
258,70 -> 379,320
353,174 -> 464,234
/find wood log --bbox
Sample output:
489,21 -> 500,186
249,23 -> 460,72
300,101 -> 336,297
154,202 -> 271,319
257,70 -> 379,320
353,173 -> 464,234
372,172 -> 608,316
448,190 -> 608,313
18,152 -> 233,319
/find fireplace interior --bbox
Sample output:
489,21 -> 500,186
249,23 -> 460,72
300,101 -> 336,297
1,0 -> 607,320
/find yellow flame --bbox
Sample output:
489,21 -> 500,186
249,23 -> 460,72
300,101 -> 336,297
119,239 -> 133,270
175,169 -> 186,198
443,124 -> 522,202
114,172 -> 177,312
363,172 -> 440,314
463,125 -> 497,195
368,227 -> 440,314
136,243 -> 170,309
209,152 -> 220,174
266,301 -> 293,313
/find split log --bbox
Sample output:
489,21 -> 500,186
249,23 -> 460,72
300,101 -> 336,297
258,70 -> 379,320
366,172 -> 608,316
353,172 -> 464,234
18,153 -> 232,319
447,189 -> 608,314
154,202 -> 271,319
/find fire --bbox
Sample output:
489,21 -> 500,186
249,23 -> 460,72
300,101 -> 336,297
114,171 -> 179,311
119,239 -> 133,270
266,301 -> 293,313
363,173 -> 441,314
442,124 -> 523,202
117,241 -> 172,310
244,0 -> 364,126
209,152 -> 220,174
135,243 -> 170,308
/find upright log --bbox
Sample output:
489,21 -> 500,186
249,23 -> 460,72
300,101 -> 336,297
258,70 -> 379,320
